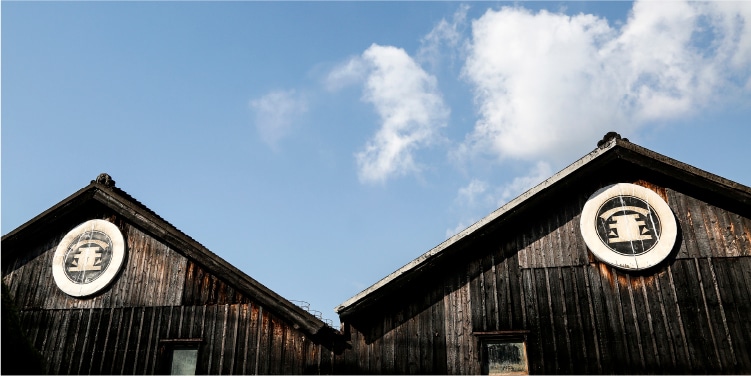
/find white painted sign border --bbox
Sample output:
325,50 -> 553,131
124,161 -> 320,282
52,219 -> 126,297
580,183 -> 677,270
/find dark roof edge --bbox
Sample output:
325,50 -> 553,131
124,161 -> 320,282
2,183 -> 97,243
334,138 -> 751,316
2,180 -> 330,337
616,140 -> 751,204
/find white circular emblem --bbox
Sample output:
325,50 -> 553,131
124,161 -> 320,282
580,183 -> 677,270
52,219 -> 126,297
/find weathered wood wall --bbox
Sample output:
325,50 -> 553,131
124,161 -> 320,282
338,181 -> 751,374
3,212 -> 335,374
17,304 -> 334,375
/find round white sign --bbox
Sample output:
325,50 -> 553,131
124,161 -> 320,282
52,219 -> 126,297
580,183 -> 677,270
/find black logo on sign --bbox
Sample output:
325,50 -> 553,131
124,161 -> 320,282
63,230 -> 114,284
595,196 -> 661,255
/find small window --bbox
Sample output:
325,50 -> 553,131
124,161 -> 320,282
170,348 -> 198,375
159,339 -> 202,375
474,331 -> 529,375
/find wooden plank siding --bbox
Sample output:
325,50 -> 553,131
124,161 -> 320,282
338,182 -> 751,374
17,304 -> 330,375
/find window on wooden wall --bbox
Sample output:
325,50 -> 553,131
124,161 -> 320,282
159,338 -> 202,375
474,331 -> 529,375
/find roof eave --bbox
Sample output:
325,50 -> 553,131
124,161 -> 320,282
2,182 -> 100,245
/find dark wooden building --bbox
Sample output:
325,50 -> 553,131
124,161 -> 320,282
4,134 -> 751,375
2,174 -> 340,375
333,134 -> 751,374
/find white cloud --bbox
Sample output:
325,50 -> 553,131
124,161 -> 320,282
250,90 -> 308,149
446,161 -> 551,237
445,178 -> 489,237
456,178 -> 489,208
329,44 -> 450,184
460,7 -> 625,162
417,4 -> 469,71
459,1 -> 751,163
446,221 -> 473,239
719,2 -> 751,74
324,57 -> 368,92
497,161 -> 552,205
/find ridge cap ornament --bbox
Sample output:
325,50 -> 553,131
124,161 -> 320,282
52,219 -> 126,297
580,183 -> 677,270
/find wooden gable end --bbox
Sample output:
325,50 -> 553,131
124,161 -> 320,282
2,178 -> 340,375
335,139 -> 751,375
2,203 -> 255,310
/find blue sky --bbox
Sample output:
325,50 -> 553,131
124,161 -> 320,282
3,1 -> 750,324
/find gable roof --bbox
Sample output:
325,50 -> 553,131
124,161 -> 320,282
335,135 -> 751,318
2,174 -> 333,338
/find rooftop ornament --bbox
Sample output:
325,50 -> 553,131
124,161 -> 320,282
93,173 -> 116,188
597,131 -> 629,149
